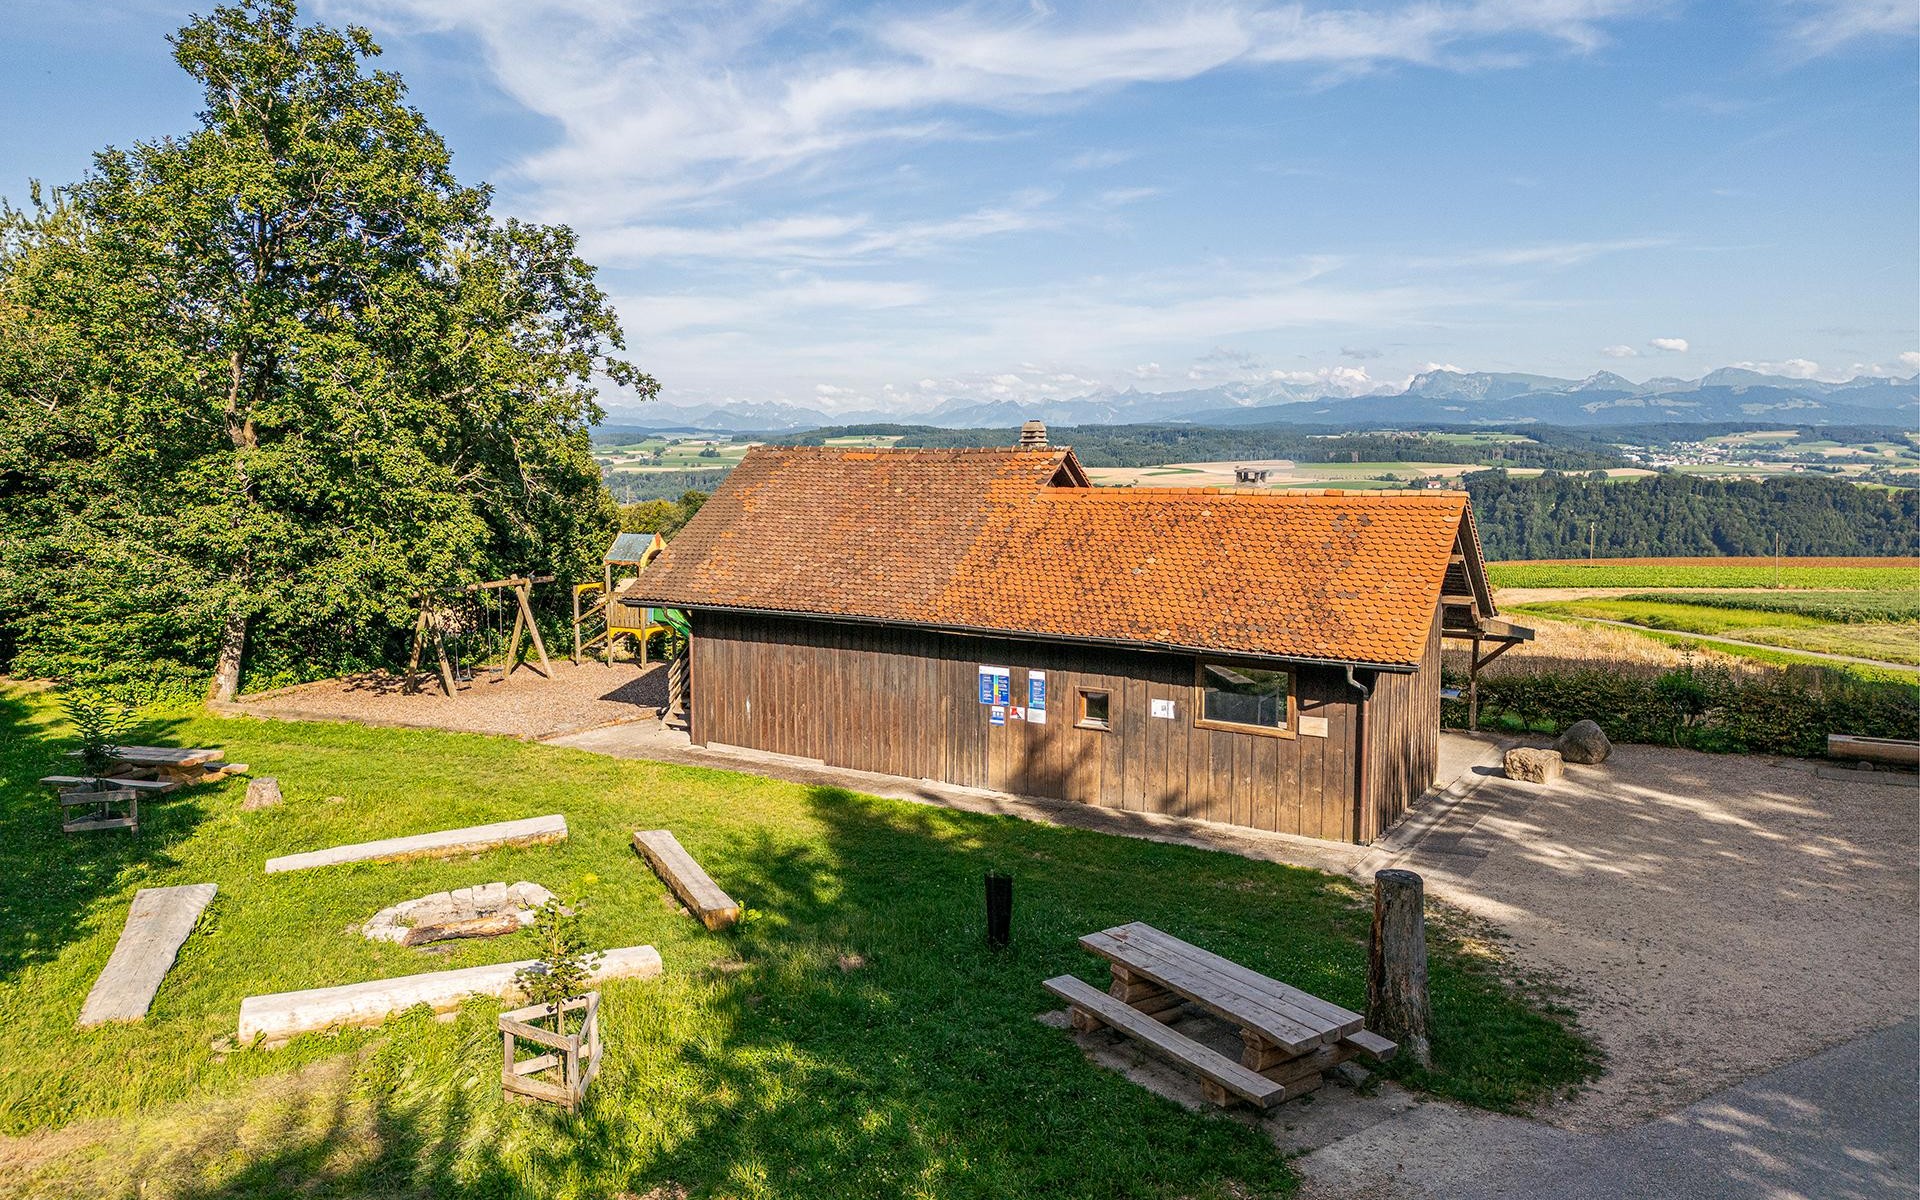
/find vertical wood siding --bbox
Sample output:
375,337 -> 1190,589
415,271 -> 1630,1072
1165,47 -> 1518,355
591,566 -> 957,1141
690,610 -> 1441,842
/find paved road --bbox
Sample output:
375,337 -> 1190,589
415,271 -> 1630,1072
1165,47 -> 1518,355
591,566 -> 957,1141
1494,1019 -> 1918,1200
1554,614 -> 1917,671
1297,1020 -> 1919,1199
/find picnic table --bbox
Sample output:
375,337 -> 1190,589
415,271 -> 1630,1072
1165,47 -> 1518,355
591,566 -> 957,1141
64,745 -> 246,786
1045,921 -> 1395,1108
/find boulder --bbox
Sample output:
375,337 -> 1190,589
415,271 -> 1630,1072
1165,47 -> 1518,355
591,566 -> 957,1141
1504,748 -> 1564,785
1554,720 -> 1612,765
242,776 -> 283,810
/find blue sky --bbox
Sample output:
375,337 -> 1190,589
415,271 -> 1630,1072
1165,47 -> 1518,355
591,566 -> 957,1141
3,1 -> 1916,413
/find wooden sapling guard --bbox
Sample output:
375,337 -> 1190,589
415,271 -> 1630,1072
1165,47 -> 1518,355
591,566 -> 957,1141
1367,869 -> 1432,1068
500,897 -> 604,1111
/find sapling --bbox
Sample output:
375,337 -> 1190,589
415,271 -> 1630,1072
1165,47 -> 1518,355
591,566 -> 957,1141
513,898 -> 603,1035
62,691 -> 132,785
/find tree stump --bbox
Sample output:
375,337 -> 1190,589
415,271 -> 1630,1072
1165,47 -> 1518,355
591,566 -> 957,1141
1367,869 -> 1432,1068
242,776 -> 283,810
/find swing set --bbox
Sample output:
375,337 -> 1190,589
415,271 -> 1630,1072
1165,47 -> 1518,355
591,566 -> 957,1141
406,575 -> 556,699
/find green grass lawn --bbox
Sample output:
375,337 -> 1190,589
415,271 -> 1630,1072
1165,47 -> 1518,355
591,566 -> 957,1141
0,687 -> 1595,1199
1488,562 -> 1920,589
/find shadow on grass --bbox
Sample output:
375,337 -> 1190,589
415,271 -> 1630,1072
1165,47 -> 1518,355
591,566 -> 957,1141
0,687 -> 210,986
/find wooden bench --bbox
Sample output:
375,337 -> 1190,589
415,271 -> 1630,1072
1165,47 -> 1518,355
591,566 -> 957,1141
1828,734 -> 1919,769
632,830 -> 740,930
42,775 -> 180,794
1043,975 -> 1290,1108
235,944 -> 661,1046
264,814 -> 568,874
78,884 -> 216,1027
1059,921 -> 1396,1106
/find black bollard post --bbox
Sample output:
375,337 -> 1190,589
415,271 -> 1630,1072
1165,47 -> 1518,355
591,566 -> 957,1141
984,870 -> 1013,948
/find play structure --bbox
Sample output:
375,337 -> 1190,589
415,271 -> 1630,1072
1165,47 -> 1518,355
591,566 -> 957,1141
573,532 -> 690,666
407,575 -> 556,698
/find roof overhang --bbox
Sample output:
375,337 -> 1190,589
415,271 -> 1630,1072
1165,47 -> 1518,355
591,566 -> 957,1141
620,597 -> 1424,674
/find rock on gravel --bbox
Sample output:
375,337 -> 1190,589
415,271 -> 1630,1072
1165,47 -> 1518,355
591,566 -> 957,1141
1555,720 -> 1612,764
1504,747 -> 1564,784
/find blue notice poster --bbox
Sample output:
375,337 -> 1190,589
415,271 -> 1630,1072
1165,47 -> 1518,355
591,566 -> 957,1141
990,705 -> 1007,726
979,665 -> 1010,705
1028,672 -> 1047,712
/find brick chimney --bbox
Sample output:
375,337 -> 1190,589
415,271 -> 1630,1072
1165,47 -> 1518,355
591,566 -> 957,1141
1019,419 -> 1048,448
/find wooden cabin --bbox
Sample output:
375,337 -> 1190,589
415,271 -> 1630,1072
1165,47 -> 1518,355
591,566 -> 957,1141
622,443 -> 1522,843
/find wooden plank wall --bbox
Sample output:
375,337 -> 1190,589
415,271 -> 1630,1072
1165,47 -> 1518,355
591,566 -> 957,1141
690,611 -> 1424,842
1358,613 -> 1443,842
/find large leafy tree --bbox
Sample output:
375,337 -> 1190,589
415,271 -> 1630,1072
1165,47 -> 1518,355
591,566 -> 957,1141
0,1 -> 652,697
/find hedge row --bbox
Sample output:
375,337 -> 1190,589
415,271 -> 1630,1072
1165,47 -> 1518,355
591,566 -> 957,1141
1441,663 -> 1918,758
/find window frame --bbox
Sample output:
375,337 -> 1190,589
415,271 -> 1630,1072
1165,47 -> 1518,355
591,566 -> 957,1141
1192,659 -> 1298,739
1076,687 -> 1112,731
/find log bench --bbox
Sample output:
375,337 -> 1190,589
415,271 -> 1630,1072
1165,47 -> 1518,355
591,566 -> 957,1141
1053,921 -> 1397,1108
264,814 -> 568,874
632,830 -> 740,930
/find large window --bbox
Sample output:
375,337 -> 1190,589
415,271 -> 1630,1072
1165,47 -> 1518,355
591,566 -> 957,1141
1195,661 -> 1294,736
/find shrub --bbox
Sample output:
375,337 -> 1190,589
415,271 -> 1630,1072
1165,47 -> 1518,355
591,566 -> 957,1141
514,898 -> 603,1022
1442,661 -> 1918,757
60,690 -> 134,778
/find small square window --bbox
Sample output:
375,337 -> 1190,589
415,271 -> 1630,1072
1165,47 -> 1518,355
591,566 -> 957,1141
1077,689 -> 1111,730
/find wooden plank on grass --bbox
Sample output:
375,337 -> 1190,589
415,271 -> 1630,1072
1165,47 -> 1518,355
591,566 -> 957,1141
77,884 -> 216,1028
235,944 -> 662,1045
264,814 -> 567,874
631,830 -> 740,930
1043,974 -> 1288,1108
42,775 -> 180,794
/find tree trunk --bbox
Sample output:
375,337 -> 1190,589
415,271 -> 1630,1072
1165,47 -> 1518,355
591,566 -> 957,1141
1367,868 -> 1432,1068
207,607 -> 247,703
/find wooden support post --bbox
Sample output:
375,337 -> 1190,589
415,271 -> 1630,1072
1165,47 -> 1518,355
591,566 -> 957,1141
1367,869 -> 1432,1068
432,614 -> 458,699
516,582 -> 553,676
1468,636 -> 1480,732
405,606 -> 429,694
604,563 -> 615,666
572,587 -> 582,666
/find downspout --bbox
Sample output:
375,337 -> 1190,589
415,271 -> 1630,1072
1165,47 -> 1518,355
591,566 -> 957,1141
1346,666 -> 1374,844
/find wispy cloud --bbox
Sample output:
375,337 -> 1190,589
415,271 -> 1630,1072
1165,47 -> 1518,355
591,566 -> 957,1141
1781,0 -> 1918,58
332,0 -> 1653,252
1649,336 -> 1689,352
1408,237 -> 1671,269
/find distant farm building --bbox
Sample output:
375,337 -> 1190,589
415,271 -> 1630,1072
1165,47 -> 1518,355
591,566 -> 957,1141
1234,465 -> 1273,484
623,444 -> 1524,843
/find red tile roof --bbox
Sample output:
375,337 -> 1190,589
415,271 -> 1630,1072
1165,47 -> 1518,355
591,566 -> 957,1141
624,445 -> 1484,667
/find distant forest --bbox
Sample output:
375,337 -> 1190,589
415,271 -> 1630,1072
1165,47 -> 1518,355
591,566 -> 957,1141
1464,472 -> 1920,559
604,469 -> 731,503
765,423 -> 1629,470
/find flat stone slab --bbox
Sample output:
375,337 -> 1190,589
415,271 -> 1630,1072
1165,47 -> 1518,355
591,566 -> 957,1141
362,881 -> 554,943
264,814 -> 567,874
235,944 -> 662,1045
633,829 -> 740,930
78,883 -> 217,1028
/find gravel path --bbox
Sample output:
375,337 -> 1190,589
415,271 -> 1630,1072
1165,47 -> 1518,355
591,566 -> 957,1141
1376,743 -> 1920,1132
227,661 -> 666,739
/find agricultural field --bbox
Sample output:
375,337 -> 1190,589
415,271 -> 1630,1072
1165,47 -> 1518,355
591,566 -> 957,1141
595,435 -> 756,473
1492,558 -> 1920,675
1086,460 -> 1654,491
1487,557 -> 1920,591
1632,429 -> 1920,484
0,688 -> 1593,1199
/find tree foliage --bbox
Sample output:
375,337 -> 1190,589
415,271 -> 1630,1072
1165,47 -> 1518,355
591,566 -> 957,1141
0,0 -> 652,696
618,491 -> 709,540
1463,471 -> 1920,560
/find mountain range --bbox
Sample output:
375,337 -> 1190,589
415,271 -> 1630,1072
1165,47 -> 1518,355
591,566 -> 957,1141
597,368 -> 1919,433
